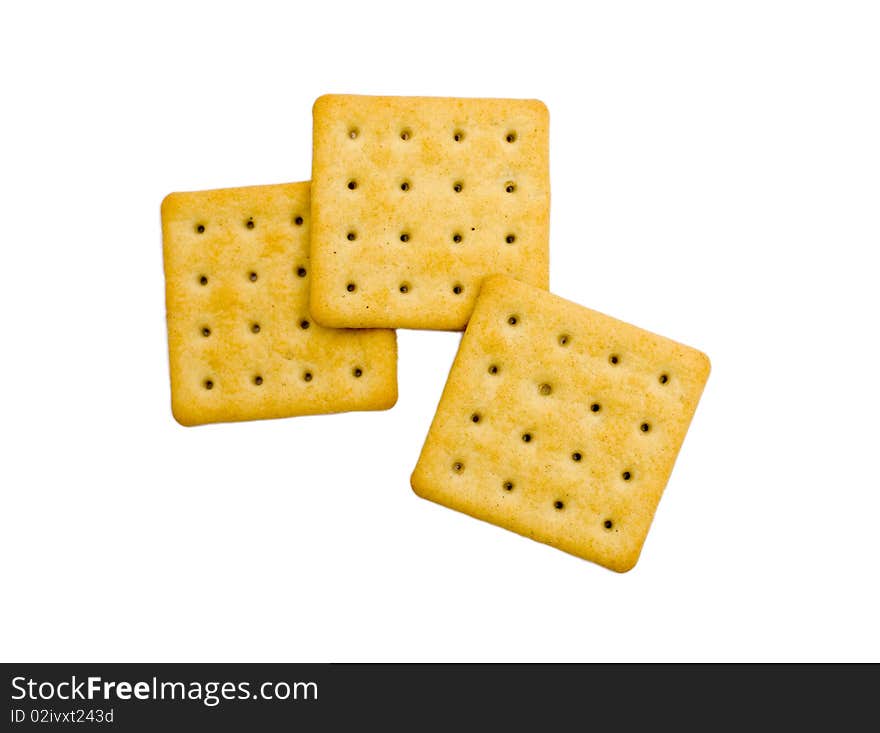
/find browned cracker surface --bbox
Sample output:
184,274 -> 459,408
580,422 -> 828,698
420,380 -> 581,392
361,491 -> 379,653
161,181 -> 398,426
411,275 -> 710,571
310,94 -> 550,330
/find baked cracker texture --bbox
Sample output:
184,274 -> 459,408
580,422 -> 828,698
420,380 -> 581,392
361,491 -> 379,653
310,94 -> 550,331
411,275 -> 710,572
161,181 -> 398,426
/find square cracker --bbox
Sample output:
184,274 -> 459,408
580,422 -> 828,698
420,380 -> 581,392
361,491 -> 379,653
411,276 -> 710,572
161,181 -> 398,426
309,94 -> 550,331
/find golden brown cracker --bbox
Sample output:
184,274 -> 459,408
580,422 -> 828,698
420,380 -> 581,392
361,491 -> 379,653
310,94 -> 550,330
411,275 -> 710,571
161,181 -> 398,426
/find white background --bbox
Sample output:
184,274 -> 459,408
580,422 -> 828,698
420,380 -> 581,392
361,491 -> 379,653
1,1 -> 878,662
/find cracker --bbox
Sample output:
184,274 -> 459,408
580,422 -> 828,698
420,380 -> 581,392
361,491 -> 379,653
410,275 -> 710,572
309,94 -> 550,330
161,181 -> 398,426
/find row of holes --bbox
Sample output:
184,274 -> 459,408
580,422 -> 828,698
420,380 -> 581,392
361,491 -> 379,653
194,216 -> 303,234
198,318 -> 312,337
486,361 -> 671,386
197,272 -> 258,285
448,469 -> 617,526
359,180 -> 521,195
203,367 -> 364,390
468,408 -> 652,436
346,179 -> 517,193
348,128 -> 518,144
344,282 -> 467,295
196,266 -> 309,286
452,460 -> 634,480
498,319 -> 671,384
345,230 -> 517,245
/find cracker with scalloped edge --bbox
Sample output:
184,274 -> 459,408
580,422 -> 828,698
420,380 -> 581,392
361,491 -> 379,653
411,275 -> 710,572
309,94 -> 550,331
161,181 -> 398,426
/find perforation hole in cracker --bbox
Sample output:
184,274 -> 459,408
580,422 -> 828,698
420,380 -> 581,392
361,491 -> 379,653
161,181 -> 398,426
411,275 -> 710,572
310,94 -> 550,330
